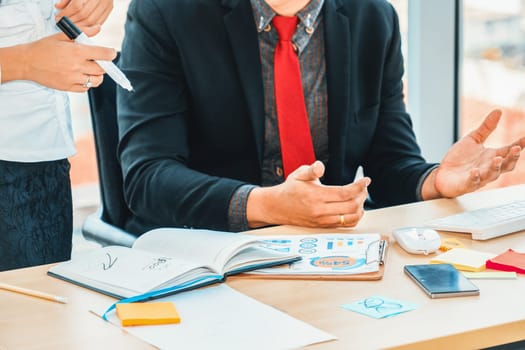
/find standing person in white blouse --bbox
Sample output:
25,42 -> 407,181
0,0 -> 116,271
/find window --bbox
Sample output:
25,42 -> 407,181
461,0 -> 525,188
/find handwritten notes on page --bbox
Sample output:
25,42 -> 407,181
50,246 -> 205,297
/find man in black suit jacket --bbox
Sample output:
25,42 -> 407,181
117,0 -> 524,235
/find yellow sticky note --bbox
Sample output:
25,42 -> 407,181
430,248 -> 497,272
116,302 -> 181,326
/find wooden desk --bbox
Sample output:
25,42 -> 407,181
2,185 -> 525,350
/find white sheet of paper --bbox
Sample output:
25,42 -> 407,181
98,284 -> 336,350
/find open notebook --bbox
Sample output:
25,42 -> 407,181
48,228 -> 300,299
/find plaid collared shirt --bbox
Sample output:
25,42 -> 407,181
228,0 -> 328,231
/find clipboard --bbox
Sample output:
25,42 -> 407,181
238,234 -> 389,281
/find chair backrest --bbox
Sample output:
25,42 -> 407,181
87,56 -> 131,230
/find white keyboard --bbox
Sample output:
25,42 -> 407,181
426,200 -> 525,240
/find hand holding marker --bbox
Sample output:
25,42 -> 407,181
56,16 -> 134,92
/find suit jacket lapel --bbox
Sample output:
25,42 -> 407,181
222,0 -> 265,166
324,0 -> 351,184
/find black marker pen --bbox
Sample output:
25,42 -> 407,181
57,16 -> 133,91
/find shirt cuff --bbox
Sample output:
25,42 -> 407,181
228,184 -> 258,232
416,164 -> 440,201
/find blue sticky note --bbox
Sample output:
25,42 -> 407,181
342,296 -> 418,319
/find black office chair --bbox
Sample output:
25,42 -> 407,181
82,56 -> 137,247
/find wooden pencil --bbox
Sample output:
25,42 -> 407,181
0,282 -> 68,304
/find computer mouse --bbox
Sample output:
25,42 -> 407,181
393,227 -> 441,255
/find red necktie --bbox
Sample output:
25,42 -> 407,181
273,15 -> 316,178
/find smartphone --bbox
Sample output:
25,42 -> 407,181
404,263 -> 480,298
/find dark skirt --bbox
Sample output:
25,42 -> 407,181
0,159 -> 72,271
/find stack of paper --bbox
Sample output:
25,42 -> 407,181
486,249 -> 525,274
429,248 -> 497,272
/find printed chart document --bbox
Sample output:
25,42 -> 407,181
246,233 -> 388,280
48,228 -> 300,299
97,284 -> 336,350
